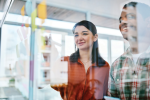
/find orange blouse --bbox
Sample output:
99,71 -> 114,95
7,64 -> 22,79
52,56 -> 110,100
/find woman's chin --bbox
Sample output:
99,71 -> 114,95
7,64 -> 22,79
78,47 -> 89,51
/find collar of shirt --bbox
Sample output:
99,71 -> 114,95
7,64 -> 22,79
121,46 -> 150,60
77,58 -> 97,67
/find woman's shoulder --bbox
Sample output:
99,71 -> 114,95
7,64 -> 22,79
102,61 -> 110,69
61,56 -> 70,62
97,61 -> 110,74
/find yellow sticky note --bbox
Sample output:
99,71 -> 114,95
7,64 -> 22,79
41,27 -> 45,33
21,5 -> 25,16
31,9 -> 37,31
41,36 -> 46,45
37,0 -> 47,24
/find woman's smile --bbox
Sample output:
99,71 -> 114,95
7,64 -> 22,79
74,26 -> 96,50
78,42 -> 85,46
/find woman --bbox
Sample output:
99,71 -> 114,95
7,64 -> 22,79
52,20 -> 110,100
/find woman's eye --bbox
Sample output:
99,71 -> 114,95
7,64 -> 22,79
83,33 -> 88,35
74,35 -> 78,37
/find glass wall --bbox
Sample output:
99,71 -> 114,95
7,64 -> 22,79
111,40 -> 124,63
0,0 -> 130,100
0,24 -> 31,99
98,39 -> 108,62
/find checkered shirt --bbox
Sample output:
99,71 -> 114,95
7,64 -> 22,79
108,47 -> 150,100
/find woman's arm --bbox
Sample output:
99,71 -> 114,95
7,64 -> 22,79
51,83 -> 67,99
50,56 -> 69,99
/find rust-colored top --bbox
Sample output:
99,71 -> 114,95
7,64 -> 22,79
52,56 -> 110,100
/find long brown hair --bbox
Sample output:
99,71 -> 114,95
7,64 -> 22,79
70,20 -> 106,67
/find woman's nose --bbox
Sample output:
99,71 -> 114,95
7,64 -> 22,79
78,35 -> 83,41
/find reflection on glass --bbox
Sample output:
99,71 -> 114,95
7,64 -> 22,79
111,40 -> 124,63
98,39 -> 108,62
108,2 -> 150,100
65,36 -> 75,56
0,24 -> 30,100
0,0 -> 130,99
50,20 -> 110,100
35,29 -> 64,100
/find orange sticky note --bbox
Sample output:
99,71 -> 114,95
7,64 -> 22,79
37,0 -> 47,24
25,18 -> 30,27
21,5 -> 25,16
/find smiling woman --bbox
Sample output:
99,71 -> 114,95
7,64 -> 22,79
51,20 -> 110,100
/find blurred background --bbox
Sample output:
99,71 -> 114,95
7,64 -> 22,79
0,0 -> 150,100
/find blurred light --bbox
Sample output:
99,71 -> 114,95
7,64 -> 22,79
4,12 -> 122,36
97,26 -> 122,36
0,12 -> 4,20
41,19 -> 75,30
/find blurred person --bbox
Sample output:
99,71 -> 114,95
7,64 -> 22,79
108,2 -> 150,100
51,20 -> 110,100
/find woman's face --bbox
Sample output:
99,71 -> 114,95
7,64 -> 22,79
74,26 -> 97,50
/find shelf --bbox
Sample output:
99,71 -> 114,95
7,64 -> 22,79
41,50 -> 51,53
40,67 -> 51,70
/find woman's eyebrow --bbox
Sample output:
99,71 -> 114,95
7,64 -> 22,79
82,31 -> 88,33
74,32 -> 78,34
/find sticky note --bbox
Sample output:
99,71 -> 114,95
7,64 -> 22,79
25,0 -> 32,16
31,9 -> 37,31
25,18 -> 30,27
41,36 -> 46,45
21,5 -> 25,16
37,0 -> 47,24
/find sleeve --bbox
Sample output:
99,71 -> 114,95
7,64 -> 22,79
107,63 -> 119,98
51,84 -> 67,99
50,56 -> 69,99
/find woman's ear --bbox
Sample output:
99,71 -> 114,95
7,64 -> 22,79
94,34 -> 98,42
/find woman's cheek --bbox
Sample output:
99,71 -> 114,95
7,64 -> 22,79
75,40 -> 78,46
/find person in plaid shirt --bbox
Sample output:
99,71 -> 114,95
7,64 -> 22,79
108,2 -> 150,100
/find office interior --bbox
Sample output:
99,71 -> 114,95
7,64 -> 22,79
0,0 -> 149,100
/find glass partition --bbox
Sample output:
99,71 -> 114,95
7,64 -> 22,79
98,39 -> 108,62
111,40 -> 124,64
0,0 -> 137,100
0,24 -> 31,100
